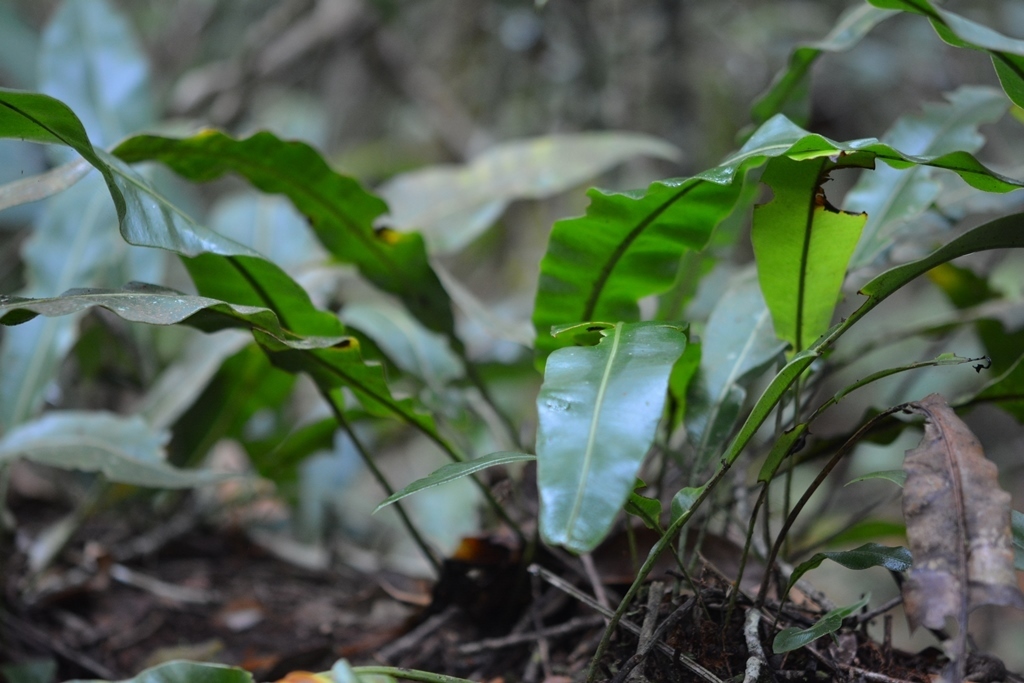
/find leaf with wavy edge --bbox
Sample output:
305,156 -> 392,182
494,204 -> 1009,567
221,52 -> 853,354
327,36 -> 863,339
532,114 -> 1022,365
113,131 -> 453,335
0,282 -> 347,349
869,0 -> 1024,108
751,4 -> 896,126
846,86 -> 1009,268
773,595 -> 870,654
537,321 -> 686,553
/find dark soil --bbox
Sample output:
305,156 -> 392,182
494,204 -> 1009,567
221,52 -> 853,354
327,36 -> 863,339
0,496 -> 961,683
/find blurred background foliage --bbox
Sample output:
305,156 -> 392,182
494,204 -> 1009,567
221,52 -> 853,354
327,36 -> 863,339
4,0 -> 1024,660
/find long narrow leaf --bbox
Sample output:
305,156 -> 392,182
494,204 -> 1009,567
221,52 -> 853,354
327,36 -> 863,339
751,4 -> 896,126
536,321 -> 686,552
375,451 -> 536,512
0,283 -> 347,348
724,211 -> 1024,466
752,155 -> 867,352
113,131 -> 454,335
869,0 -> 1024,109
686,274 -> 784,466
846,86 -> 1008,268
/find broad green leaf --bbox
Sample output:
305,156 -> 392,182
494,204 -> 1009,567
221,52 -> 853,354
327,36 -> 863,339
752,155 -> 867,353
67,660 -> 253,683
252,329 -> 439,438
39,0 -> 153,151
667,339 -> 701,429
0,174 -> 120,429
112,131 -> 454,335
0,87 -> 128,232
0,411 -> 226,488
724,210 -> 1024,467
536,321 -> 687,553
341,300 -> 464,393
100,150 -> 258,258
868,0 -> 1024,109
751,4 -> 896,126
846,86 -> 1009,268
786,544 -> 912,594
846,469 -> 907,487
687,273 -> 785,466
532,113 -> 1021,364
773,595 -> 870,654
180,253 -> 343,337
0,283 -> 348,348
374,451 -> 536,512
379,132 -> 680,254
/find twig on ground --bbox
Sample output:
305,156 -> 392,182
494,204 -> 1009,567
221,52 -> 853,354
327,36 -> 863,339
377,606 -> 459,663
742,608 -> 767,683
458,615 -> 606,654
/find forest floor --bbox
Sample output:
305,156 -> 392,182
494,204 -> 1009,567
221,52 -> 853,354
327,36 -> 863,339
1,492 -> 961,683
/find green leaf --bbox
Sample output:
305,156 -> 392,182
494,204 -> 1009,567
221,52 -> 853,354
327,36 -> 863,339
0,88 -> 126,222
725,211 -> 1024,467
374,451 -> 536,512
752,155 -> 867,353
751,4 -> 896,126
757,423 -> 808,483
252,329 -> 439,437
670,486 -> 705,524
773,594 -> 870,654
0,173 -> 125,429
846,469 -> 907,487
0,411 -> 226,488
868,0 -> 1024,109
0,283 -> 348,349
846,86 -> 1009,268
532,113 -> 1021,364
536,321 -> 687,553
379,132 -> 680,254
687,273 -> 785,466
786,544 -> 912,595
66,660 -> 253,683
180,253 -> 344,337
625,480 -> 663,531
39,0 -> 154,150
341,300 -> 464,393
113,131 -> 454,335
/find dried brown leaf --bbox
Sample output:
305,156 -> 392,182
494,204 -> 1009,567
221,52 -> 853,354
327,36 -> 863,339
901,394 -> 1024,631
901,394 -> 1024,681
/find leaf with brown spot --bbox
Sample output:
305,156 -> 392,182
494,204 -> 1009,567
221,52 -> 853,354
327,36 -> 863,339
901,393 -> 1024,680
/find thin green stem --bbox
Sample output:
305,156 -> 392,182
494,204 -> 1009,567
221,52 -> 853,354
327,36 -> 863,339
755,404 -> 908,609
584,460 -> 732,683
322,389 -> 442,576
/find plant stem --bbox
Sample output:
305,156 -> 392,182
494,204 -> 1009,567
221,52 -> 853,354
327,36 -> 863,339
755,404 -> 908,608
322,389 -> 442,576
584,460 -> 732,683
352,666 -> 477,683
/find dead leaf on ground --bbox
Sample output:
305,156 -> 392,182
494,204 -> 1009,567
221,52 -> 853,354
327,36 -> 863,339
901,393 -> 1024,680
